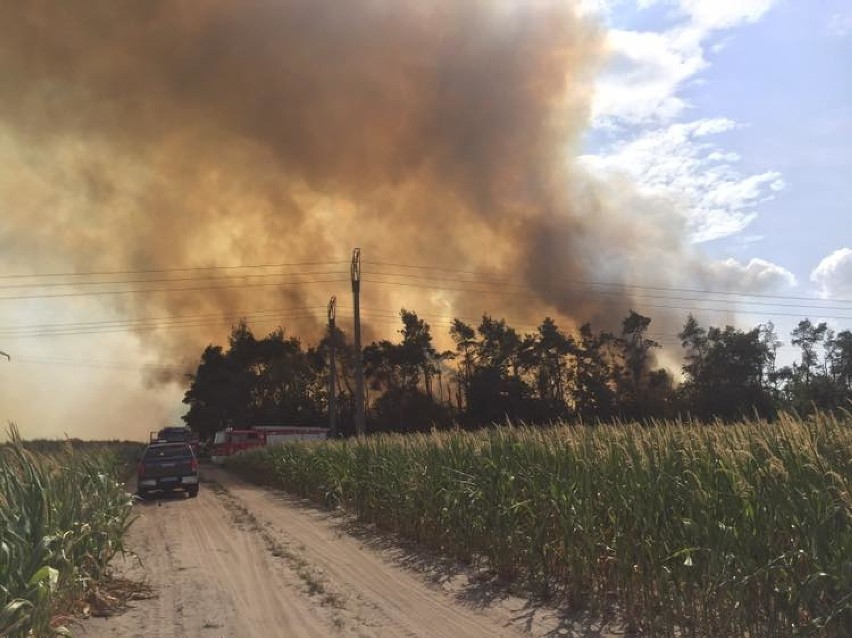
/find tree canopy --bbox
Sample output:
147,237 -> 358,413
182,311 -> 852,437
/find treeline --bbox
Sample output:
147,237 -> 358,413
182,311 -> 852,438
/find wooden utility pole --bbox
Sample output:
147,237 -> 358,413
327,296 -> 338,437
351,248 -> 365,437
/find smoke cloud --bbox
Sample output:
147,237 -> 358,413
0,1 -> 729,437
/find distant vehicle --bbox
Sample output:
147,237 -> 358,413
137,442 -> 200,498
150,426 -> 200,455
210,426 -> 327,464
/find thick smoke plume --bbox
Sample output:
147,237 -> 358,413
0,1 -> 714,436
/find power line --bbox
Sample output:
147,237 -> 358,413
0,306 -> 325,334
366,261 -> 852,305
364,269 -> 852,312
0,260 -> 349,281
0,310 -> 327,339
2,256 -> 845,306
1,257 -> 848,319
0,256 -> 847,351
0,277 -> 349,302
1,292 -> 846,343
0,270 -> 348,291
0,317 -> 323,339
361,277 -> 852,322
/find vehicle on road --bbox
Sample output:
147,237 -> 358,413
150,426 -> 200,455
210,426 -> 327,464
137,442 -> 200,498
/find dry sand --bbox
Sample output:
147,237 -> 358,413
77,466 -> 619,638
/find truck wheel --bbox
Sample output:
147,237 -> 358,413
187,486 -> 199,498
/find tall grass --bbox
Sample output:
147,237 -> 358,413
0,426 -> 139,637
228,413 -> 852,636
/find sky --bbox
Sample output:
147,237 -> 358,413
583,0 -> 851,296
579,0 -> 852,373
0,0 -> 849,441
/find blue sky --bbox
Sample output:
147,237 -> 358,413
582,0 -> 852,303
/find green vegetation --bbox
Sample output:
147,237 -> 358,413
228,414 -> 852,636
183,312 -> 852,438
0,426 -> 140,637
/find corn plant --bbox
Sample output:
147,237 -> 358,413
0,425 -> 139,637
228,413 -> 852,636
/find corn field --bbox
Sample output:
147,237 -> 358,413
228,413 -> 852,636
0,426 -> 139,637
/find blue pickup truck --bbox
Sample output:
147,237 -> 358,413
137,442 -> 199,499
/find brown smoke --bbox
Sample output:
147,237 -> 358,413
0,1 -> 718,437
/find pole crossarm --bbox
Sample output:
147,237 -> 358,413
327,296 -> 336,325
350,248 -> 361,291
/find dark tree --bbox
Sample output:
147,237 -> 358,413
517,317 -> 573,420
449,319 -> 477,411
182,321 -> 325,437
456,315 -> 534,426
791,319 -> 829,388
678,319 -> 774,421
399,309 -> 438,398
363,311 -> 451,432
182,345 -> 239,438
614,311 -> 671,420
572,323 -> 616,422
182,306 -> 852,436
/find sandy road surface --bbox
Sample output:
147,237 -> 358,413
78,467 -> 615,638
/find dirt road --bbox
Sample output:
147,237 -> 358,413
78,467 -> 613,638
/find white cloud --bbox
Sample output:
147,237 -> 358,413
584,0 -> 782,243
672,0 -> 776,31
593,27 -> 704,126
593,0 -> 778,127
811,248 -> 852,299
580,118 -> 785,242
828,13 -> 852,38
702,257 -> 797,293
634,0 -> 775,30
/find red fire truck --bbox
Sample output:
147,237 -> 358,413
210,426 -> 328,464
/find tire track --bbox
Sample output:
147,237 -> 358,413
79,481 -> 335,638
80,468 -> 612,638
208,467 -> 520,638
